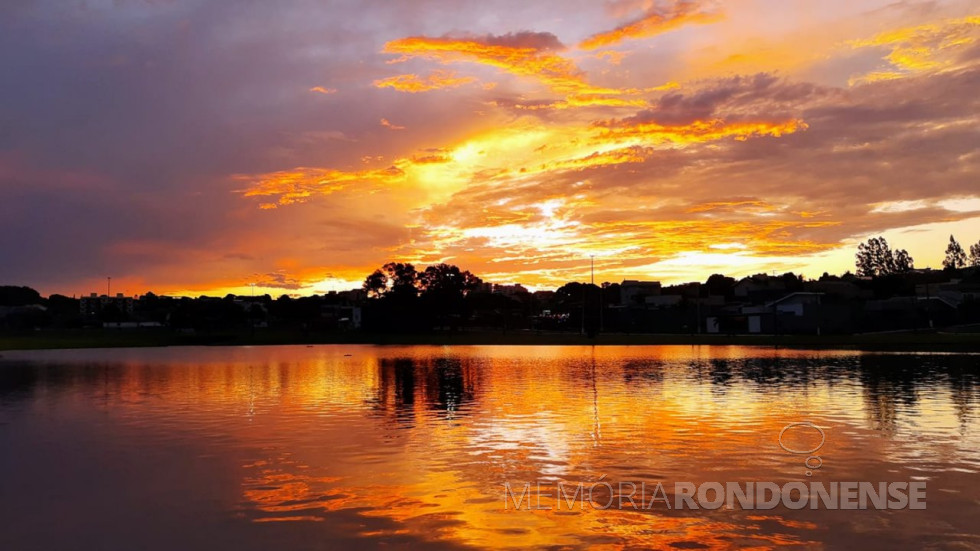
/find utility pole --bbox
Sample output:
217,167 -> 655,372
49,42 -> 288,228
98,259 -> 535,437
599,284 -> 604,334
107,276 -> 111,297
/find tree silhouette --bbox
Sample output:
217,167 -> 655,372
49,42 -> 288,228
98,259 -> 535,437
705,274 -> 736,298
943,235 -> 967,270
856,237 -> 894,276
969,240 -> 980,267
418,263 -> 481,297
0,286 -> 43,306
893,249 -> 914,273
417,264 -> 482,331
855,237 -> 914,276
363,269 -> 387,298
363,262 -> 419,299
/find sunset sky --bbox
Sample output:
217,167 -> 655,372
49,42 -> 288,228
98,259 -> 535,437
1,0 -> 978,297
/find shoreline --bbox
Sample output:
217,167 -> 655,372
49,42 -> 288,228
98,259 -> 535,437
2,328 -> 979,353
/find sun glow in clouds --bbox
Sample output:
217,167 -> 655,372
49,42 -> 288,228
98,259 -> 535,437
5,1 -> 979,295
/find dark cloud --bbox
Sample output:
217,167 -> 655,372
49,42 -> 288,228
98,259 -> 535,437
479,31 -> 566,51
612,73 -> 833,126
253,271 -> 304,291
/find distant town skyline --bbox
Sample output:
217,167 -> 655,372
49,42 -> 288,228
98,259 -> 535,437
1,1 -> 978,298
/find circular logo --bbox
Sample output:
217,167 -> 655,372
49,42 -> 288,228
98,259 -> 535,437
778,422 -> 826,455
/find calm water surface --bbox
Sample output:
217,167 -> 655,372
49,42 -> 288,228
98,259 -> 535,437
1,345 -> 978,550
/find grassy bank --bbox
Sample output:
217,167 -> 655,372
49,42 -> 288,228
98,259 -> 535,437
2,328 -> 979,352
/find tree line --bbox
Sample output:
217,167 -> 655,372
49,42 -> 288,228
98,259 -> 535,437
360,262 -> 486,332
2,235 -> 978,334
854,234 -> 980,277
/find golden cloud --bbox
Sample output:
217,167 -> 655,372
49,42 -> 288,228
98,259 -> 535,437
236,166 -> 406,207
412,200 -> 840,289
309,86 -> 338,94
410,153 -> 452,164
508,94 -> 650,110
374,70 -> 478,93
848,15 -> 980,85
579,0 -> 723,50
238,107 -> 808,210
382,33 -> 620,95
595,117 -> 808,145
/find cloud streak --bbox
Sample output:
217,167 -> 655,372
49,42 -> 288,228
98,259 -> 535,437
374,70 -> 478,92
580,0 -> 723,50
381,32 -> 621,95
847,15 -> 980,84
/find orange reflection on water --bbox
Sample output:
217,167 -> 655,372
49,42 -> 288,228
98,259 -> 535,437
5,345 -> 977,549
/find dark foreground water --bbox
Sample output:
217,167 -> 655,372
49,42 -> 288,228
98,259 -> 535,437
0,345 -> 978,550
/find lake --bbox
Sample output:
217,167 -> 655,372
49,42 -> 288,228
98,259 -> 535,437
1,345 -> 978,550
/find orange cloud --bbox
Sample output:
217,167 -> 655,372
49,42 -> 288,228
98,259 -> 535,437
309,86 -> 337,94
374,69 -> 477,92
227,48 -> 980,292
410,153 -> 451,164
686,200 -> 779,213
579,0 -> 723,50
847,15 -> 980,85
239,89 -> 809,212
505,94 -> 650,110
236,166 -> 406,206
593,50 -> 629,65
544,146 -> 649,171
382,32 -> 618,95
413,197 -> 840,289
595,117 -> 808,145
